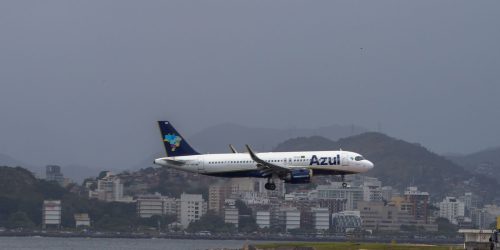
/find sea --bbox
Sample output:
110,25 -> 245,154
0,237 -> 264,250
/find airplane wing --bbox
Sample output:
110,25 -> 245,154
245,144 -> 291,177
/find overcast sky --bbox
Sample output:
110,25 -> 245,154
0,1 -> 499,169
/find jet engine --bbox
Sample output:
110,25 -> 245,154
284,169 -> 313,184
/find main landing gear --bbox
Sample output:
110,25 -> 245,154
341,174 -> 347,188
264,178 -> 276,190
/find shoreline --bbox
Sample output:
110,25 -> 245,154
0,232 -> 462,245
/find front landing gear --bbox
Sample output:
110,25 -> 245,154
341,174 -> 347,188
265,178 -> 276,190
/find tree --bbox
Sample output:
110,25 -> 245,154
186,211 -> 236,233
436,217 -> 458,236
234,200 -> 258,233
6,212 -> 35,229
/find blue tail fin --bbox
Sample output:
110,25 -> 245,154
158,121 -> 199,157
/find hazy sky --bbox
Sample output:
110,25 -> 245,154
0,1 -> 499,169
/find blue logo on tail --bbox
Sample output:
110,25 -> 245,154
163,134 -> 182,152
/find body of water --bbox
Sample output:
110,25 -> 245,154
0,237 -> 261,250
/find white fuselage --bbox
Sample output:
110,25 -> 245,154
154,150 -> 373,178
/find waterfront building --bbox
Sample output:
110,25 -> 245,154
278,208 -> 300,232
312,207 -> 329,231
224,200 -> 239,229
256,211 -> 271,228
208,183 -> 230,215
163,197 -> 179,216
331,210 -> 362,233
136,194 -> 164,218
43,200 -> 61,229
74,213 -> 90,228
179,193 -> 206,229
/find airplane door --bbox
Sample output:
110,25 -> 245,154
196,158 -> 205,173
341,154 -> 349,166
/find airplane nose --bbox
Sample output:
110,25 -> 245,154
365,160 -> 374,169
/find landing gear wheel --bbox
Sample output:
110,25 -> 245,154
264,182 -> 276,190
341,174 -> 347,188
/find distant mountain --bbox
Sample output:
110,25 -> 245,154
274,133 -> 499,202
0,153 -> 42,177
130,152 -> 165,170
446,147 -> 500,179
188,123 -> 367,154
0,153 -> 104,183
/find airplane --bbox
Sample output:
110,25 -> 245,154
153,121 -> 374,190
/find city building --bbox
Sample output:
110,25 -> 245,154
278,209 -> 300,232
163,197 -> 179,216
358,201 -> 437,232
404,186 -> 430,223
74,213 -> 90,228
381,186 -> 396,202
458,229 -> 494,250
208,183 -> 230,215
136,194 -> 165,218
179,193 -> 206,229
312,207 -> 329,231
256,211 -> 271,228
89,172 -> 128,202
46,165 -> 64,186
224,200 -> 239,229
316,183 -> 363,210
461,192 -> 481,216
438,197 -> 465,225
43,200 -> 61,229
470,208 -> 488,229
361,177 -> 382,202
331,210 -> 362,233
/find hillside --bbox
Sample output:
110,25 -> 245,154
274,133 -> 498,202
0,166 -> 136,230
446,147 -> 500,178
189,123 -> 367,154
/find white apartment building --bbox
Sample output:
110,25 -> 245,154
316,183 -> 363,210
224,207 -> 239,228
179,193 -> 206,229
43,200 -> 61,229
256,211 -> 271,228
439,197 -> 465,224
312,207 -> 330,231
90,172 -> 124,202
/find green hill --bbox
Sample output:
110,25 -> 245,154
274,132 -> 498,202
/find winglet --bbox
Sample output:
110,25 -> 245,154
229,144 -> 238,153
245,144 -> 258,161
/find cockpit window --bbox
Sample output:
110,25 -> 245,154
355,156 -> 364,161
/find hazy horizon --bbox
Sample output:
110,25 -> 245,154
1,1 -> 499,169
